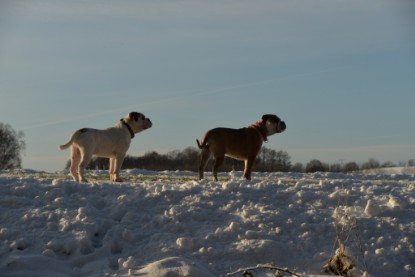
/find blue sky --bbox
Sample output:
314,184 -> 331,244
1,0 -> 414,172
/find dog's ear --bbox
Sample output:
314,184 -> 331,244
262,114 -> 270,122
128,112 -> 140,122
262,114 -> 279,123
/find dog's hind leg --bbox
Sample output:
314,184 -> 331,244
78,150 -> 93,182
212,155 -> 224,182
198,148 -> 211,180
69,146 -> 81,182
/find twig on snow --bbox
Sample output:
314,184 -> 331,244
226,264 -> 302,277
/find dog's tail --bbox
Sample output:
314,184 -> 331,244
59,128 -> 86,150
197,131 -> 212,149
196,139 -> 204,149
59,141 -> 72,150
197,137 -> 210,150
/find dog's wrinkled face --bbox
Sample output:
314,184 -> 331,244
126,112 -> 152,133
262,114 -> 286,136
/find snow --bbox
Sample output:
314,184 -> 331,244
0,169 -> 414,277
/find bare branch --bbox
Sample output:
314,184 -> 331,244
226,264 -> 302,277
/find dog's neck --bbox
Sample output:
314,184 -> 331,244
120,119 -> 135,138
250,121 -> 268,142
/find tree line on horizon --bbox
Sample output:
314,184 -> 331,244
0,123 -> 414,172
82,146 -> 415,174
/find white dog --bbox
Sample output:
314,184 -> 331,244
59,112 -> 152,182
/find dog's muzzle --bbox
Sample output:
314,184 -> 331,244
277,121 -> 286,133
144,119 -> 153,129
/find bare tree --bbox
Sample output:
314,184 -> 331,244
342,162 -> 359,172
381,161 -> 396,168
291,162 -> 304,172
0,123 -> 25,169
254,148 -> 291,172
274,150 -> 292,172
361,158 -> 380,170
305,159 -> 328,173
329,163 -> 342,173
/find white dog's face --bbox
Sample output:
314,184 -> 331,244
262,114 -> 286,136
124,112 -> 152,133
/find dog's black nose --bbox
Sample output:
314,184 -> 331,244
280,121 -> 286,131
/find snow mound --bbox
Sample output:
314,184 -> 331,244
136,256 -> 214,277
0,170 -> 414,277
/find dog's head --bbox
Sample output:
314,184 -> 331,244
124,112 -> 152,133
261,114 -> 286,136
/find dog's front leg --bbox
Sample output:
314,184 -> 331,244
243,157 -> 255,180
109,158 -> 116,181
110,155 -> 125,182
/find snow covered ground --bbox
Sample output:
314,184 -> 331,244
0,169 -> 414,277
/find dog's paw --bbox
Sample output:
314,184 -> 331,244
110,176 -> 123,182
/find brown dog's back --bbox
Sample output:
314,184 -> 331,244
197,127 -> 263,160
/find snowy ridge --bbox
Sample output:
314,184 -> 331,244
0,170 -> 414,277
362,166 -> 415,175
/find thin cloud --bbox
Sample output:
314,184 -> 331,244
19,65 -> 349,131
2,0 -> 284,21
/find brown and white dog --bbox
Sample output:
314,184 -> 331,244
59,112 -> 152,182
196,114 -> 286,181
